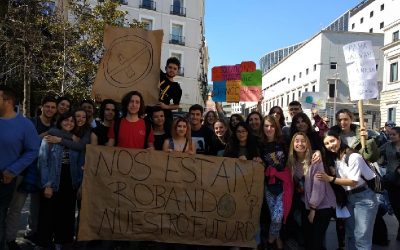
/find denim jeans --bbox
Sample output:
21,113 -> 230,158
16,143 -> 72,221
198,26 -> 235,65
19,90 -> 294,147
5,176 -> 39,241
0,178 -> 17,250
345,188 -> 378,250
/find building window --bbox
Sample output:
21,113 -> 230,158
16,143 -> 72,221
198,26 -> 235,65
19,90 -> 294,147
306,68 -> 309,75
141,18 -> 153,30
380,4 -> 384,11
370,11 -> 374,18
281,97 -> 284,106
298,90 -> 301,98
293,75 -> 296,81
305,87 -> 308,92
170,23 -> 185,45
360,17 -> 364,24
312,85 -> 316,92
140,0 -> 156,10
369,28 -> 373,33
288,78 -> 290,84
388,108 -> 396,122
171,0 -> 186,17
292,92 -> 295,101
287,95 -> 290,106
393,31 -> 399,42
329,84 -> 335,98
299,72 -> 302,78
390,62 -> 398,82
380,22 -> 384,29
330,62 -> 337,70
352,23 -> 355,29
313,64 -> 317,71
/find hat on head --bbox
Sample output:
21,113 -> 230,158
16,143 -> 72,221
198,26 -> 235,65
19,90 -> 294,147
385,121 -> 396,128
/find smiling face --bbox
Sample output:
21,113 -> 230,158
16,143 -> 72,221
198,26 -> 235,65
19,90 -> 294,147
75,110 -> 87,127
166,63 -> 179,79
248,114 -> 261,131
214,121 -> 226,138
41,101 -> 57,119
206,112 -> 216,125
61,116 -> 75,132
128,95 -> 141,115
189,109 -> 202,127
263,119 -> 276,141
293,134 -> 308,154
323,135 -> 341,153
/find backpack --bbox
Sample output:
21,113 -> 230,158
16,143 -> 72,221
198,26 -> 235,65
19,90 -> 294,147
344,150 -> 384,193
114,118 -> 152,148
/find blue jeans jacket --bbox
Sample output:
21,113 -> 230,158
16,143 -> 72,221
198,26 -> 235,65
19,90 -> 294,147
38,140 -> 83,191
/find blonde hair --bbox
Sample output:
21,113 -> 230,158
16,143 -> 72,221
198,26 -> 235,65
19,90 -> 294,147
170,117 -> 193,152
287,132 -> 312,176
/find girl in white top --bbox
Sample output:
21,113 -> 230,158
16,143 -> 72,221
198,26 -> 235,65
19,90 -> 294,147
316,130 -> 378,250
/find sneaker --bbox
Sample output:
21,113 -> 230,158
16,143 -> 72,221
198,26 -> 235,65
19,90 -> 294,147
7,241 -> 21,250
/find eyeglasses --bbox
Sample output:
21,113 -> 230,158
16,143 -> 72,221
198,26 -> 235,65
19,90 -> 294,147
289,107 -> 300,111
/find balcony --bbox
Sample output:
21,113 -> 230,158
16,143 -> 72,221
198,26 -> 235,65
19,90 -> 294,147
177,67 -> 184,77
139,0 -> 156,11
169,34 -> 185,46
170,5 -> 186,16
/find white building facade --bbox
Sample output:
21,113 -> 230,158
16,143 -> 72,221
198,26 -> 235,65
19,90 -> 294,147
381,19 -> 400,125
261,31 -> 384,128
114,0 -> 208,110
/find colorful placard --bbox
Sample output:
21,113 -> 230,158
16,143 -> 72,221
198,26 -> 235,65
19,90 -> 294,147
212,61 -> 261,102
300,92 -> 327,109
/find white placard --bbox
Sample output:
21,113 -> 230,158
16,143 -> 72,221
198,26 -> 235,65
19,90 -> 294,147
343,41 -> 379,101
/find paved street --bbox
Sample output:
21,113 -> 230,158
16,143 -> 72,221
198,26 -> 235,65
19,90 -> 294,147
9,197 -> 400,250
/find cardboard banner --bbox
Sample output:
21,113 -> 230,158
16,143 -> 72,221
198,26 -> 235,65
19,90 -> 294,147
92,26 -> 163,104
212,81 -> 227,102
343,40 -> 378,101
300,92 -> 327,109
78,145 -> 264,248
212,61 -> 261,103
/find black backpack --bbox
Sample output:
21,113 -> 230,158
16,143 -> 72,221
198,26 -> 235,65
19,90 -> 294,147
113,118 -> 152,148
344,150 -> 384,193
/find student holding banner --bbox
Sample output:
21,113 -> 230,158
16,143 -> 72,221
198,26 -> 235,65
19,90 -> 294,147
107,91 -> 154,149
163,117 -> 196,154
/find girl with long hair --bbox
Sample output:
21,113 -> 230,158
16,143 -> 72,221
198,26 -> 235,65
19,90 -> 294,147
246,111 -> 263,139
287,132 -> 335,250
260,115 -> 292,250
209,119 -> 231,156
268,106 -> 286,128
163,117 -> 196,154
316,130 -> 378,250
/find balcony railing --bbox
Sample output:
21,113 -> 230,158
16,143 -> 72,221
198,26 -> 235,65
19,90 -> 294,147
170,5 -> 186,16
177,67 -> 184,77
140,0 -> 156,11
169,34 -> 185,46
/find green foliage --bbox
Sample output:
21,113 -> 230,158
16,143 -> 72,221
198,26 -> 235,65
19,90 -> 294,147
0,0 -> 145,115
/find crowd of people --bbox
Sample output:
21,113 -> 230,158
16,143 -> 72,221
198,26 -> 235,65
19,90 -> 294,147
1,57 -> 400,250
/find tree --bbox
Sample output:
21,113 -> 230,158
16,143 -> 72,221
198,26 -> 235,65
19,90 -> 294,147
0,0 -> 144,115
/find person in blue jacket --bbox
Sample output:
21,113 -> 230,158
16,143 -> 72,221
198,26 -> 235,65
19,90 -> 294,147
36,111 -> 82,249
0,85 -> 40,250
